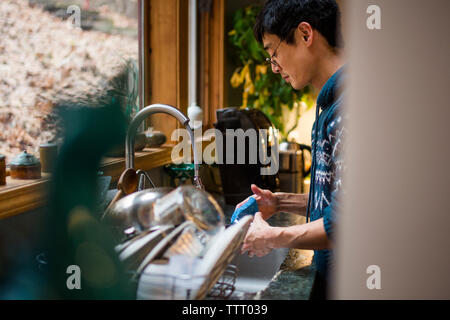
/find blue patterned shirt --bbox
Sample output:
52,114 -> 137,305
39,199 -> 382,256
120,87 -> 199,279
307,65 -> 346,277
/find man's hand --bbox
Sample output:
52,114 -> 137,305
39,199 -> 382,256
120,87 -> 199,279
236,184 -> 278,220
241,212 -> 278,257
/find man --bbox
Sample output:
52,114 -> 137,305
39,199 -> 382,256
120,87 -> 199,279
237,0 -> 346,299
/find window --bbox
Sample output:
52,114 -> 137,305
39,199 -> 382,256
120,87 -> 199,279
0,0 -> 139,161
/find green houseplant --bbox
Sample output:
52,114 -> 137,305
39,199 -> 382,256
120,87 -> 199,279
228,5 -> 314,141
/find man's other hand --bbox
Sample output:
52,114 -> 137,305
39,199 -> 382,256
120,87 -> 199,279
235,184 -> 278,220
241,212 -> 278,257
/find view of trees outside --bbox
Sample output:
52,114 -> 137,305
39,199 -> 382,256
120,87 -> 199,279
0,0 -> 139,161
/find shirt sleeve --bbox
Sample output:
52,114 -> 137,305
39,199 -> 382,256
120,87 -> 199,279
323,190 -> 339,240
322,104 -> 347,240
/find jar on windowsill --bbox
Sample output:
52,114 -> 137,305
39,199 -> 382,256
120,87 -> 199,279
9,151 -> 41,180
0,154 -> 6,186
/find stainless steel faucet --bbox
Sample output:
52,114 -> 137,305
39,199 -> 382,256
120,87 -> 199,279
125,104 -> 204,189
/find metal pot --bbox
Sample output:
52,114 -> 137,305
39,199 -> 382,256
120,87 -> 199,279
102,187 -> 174,237
278,142 -> 312,194
279,150 -> 301,172
279,142 -> 311,176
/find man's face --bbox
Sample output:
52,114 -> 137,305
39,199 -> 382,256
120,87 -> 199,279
262,31 -> 315,90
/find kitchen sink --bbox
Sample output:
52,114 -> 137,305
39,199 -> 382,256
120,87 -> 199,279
215,203 -> 290,299
229,247 -> 289,297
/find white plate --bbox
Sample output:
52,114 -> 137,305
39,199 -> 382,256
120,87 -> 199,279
164,222 -> 209,258
197,215 -> 252,277
115,226 -> 168,254
117,226 -> 173,270
136,221 -> 191,274
137,258 -> 204,300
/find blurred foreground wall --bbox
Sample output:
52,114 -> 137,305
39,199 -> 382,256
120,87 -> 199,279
334,0 -> 450,299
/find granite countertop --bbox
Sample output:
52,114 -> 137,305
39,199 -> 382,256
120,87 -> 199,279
258,212 -> 315,300
221,201 -> 316,300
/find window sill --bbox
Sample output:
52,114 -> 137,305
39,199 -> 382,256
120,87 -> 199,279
0,145 -> 179,220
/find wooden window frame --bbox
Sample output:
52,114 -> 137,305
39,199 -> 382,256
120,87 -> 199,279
144,0 -> 189,139
199,0 -> 226,129
145,0 -> 226,133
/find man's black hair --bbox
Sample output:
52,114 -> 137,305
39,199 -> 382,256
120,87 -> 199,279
254,0 -> 343,48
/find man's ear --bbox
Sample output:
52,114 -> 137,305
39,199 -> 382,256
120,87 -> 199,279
297,22 -> 313,47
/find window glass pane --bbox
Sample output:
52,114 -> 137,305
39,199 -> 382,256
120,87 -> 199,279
0,0 -> 139,161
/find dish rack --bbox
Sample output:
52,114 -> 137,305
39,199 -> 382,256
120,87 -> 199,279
136,264 -> 239,300
124,216 -> 252,300
207,264 -> 239,299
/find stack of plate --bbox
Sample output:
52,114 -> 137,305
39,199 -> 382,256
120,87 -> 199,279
115,225 -> 173,271
136,216 -> 252,300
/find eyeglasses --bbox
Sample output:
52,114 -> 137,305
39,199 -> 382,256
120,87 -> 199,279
265,39 -> 282,68
265,29 -> 297,68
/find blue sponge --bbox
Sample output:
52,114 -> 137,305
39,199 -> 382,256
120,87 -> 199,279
230,196 -> 259,224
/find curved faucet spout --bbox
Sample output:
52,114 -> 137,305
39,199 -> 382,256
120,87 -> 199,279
125,104 -> 204,189
126,104 -> 189,169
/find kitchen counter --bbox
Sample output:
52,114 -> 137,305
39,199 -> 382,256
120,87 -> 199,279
258,247 -> 315,300
259,213 -> 315,300
221,202 -> 316,300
